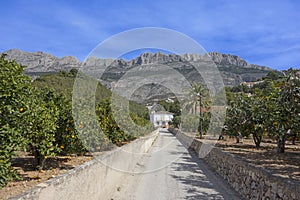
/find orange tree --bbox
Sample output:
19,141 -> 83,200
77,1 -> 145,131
96,99 -> 154,146
23,89 -> 59,168
1,55 -> 63,188
0,54 -> 32,187
50,90 -> 86,155
96,99 -> 133,146
73,98 -> 108,152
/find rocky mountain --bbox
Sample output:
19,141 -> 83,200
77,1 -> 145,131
127,52 -> 270,71
2,49 -> 274,102
3,49 -> 81,73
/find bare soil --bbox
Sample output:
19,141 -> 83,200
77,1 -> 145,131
0,152 -> 93,200
216,136 -> 300,182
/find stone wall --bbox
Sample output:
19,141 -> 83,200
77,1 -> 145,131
168,128 -> 300,200
10,130 -> 159,200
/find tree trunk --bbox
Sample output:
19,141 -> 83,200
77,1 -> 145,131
277,135 -> 286,153
218,134 -> 224,140
33,148 -> 45,169
235,133 -> 241,143
193,102 -> 196,115
291,133 -> 296,145
253,133 -> 262,148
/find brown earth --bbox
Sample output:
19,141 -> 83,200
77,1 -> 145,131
0,152 -> 93,200
216,136 -> 300,183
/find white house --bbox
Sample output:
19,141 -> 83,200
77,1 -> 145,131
165,98 -> 174,103
150,111 -> 174,127
240,81 -> 263,88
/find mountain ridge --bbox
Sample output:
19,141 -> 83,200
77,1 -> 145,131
3,49 -> 271,70
2,49 -> 273,87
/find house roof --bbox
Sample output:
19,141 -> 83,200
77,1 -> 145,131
153,111 -> 174,115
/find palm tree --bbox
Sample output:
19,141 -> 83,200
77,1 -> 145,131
183,82 -> 210,114
182,82 -> 210,138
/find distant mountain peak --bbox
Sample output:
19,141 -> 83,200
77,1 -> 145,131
122,51 -> 271,71
207,52 -> 270,71
3,49 -> 80,72
2,48 -> 273,87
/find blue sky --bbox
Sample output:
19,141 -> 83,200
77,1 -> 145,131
0,0 -> 299,70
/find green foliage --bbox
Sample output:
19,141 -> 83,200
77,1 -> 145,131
34,69 -> 153,148
73,98 -> 108,151
181,82 -> 211,137
0,54 -> 32,188
275,69 -> 300,152
23,89 -> 59,167
169,116 -> 181,128
202,112 -> 212,134
225,93 -> 250,139
35,89 -> 86,155
129,100 -> 150,120
218,65 -> 269,74
225,68 -> 300,152
158,99 -> 182,128
252,80 -> 271,91
180,112 -> 211,133
130,112 -> 152,127
158,99 -> 181,116
263,71 -> 283,81
230,84 -> 251,93
248,91 -> 267,147
96,99 -> 129,146
96,99 -> 153,146
33,70 -> 111,101
0,126 -> 23,188
180,115 -> 200,132
69,68 -> 78,77
225,88 -> 270,146
0,62 -> 154,187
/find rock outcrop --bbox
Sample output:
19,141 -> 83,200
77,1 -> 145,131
4,49 -> 81,72
2,49 -> 273,102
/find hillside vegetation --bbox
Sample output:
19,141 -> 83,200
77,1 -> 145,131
0,55 -> 153,188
